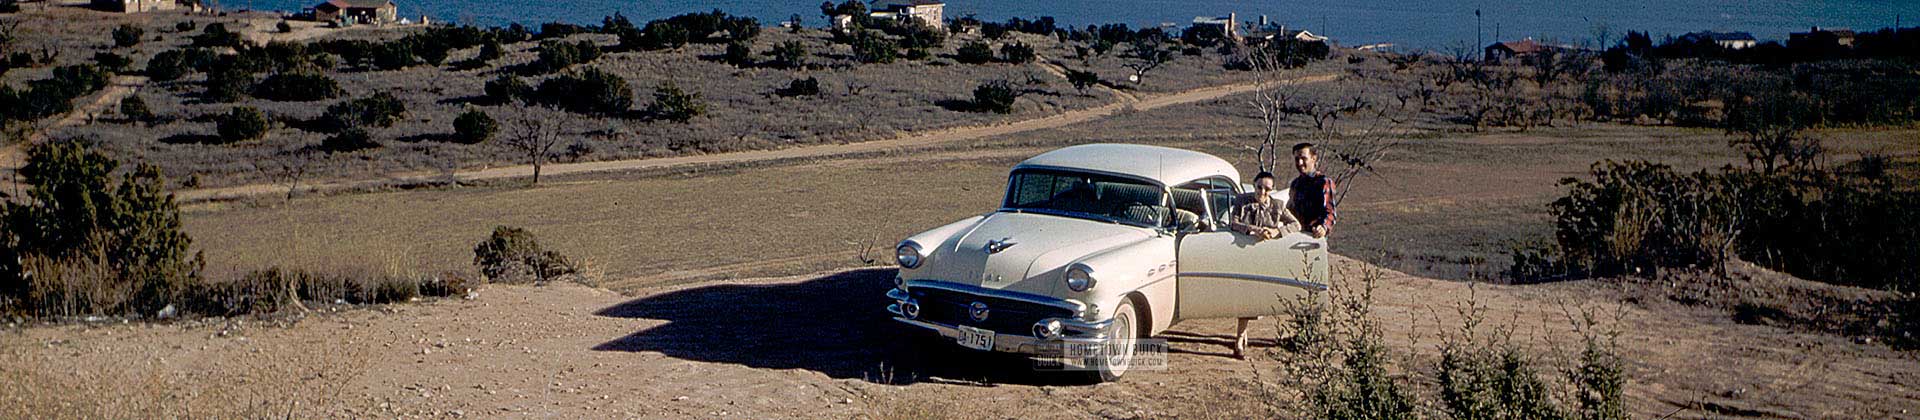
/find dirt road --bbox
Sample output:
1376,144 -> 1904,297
176,73 -> 1338,202
0,75 -> 150,172
3,256 -> 1912,418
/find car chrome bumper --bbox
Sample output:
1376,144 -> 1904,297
886,287 -> 1114,355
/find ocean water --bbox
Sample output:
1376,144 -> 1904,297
229,0 -> 1920,51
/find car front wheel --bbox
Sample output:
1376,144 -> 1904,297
1085,298 -> 1140,382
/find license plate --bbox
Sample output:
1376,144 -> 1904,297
956,325 -> 994,351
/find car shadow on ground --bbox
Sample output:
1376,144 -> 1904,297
592,268 -> 1093,386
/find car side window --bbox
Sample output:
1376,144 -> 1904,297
1174,177 -> 1238,231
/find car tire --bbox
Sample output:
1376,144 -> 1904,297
1085,298 -> 1140,382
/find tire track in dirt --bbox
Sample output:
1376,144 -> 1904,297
176,73 -> 1340,202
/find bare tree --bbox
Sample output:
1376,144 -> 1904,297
502,106 -> 570,185
261,148 -> 315,201
1122,38 -> 1173,85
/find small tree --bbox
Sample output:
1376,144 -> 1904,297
215,106 -> 269,143
91,52 -> 132,74
770,40 -> 807,69
201,65 -> 253,102
118,95 -> 152,123
972,79 -> 1019,113
452,108 -> 497,144
956,40 -> 993,64
999,42 -> 1036,63
722,40 -> 753,67
647,82 -> 706,122
1122,39 -> 1173,84
112,24 -> 144,48
1066,68 -> 1099,95
276,20 -> 293,34
502,106 -> 568,185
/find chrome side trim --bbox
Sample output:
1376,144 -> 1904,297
902,280 -> 1087,313
1180,272 -> 1329,291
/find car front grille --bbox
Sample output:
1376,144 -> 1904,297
910,288 -> 1075,336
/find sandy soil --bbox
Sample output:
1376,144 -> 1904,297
4,256 -> 1913,419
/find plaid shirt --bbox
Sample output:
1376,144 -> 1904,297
1289,172 -> 1337,234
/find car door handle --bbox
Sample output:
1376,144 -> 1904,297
1289,242 -> 1321,251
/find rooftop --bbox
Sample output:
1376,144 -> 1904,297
1014,144 -> 1239,187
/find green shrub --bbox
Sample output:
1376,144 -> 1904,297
118,95 -> 152,122
320,127 -> 379,153
251,73 -> 343,101
0,142 -> 201,317
276,20 -> 293,33
484,74 -> 529,104
215,106 -> 270,143
850,30 -> 896,64
1065,68 -> 1099,94
201,65 -> 253,102
452,108 -> 497,144
174,21 -> 196,32
722,40 -> 753,67
190,23 -> 243,48
775,77 -> 820,97
999,42 -> 1035,63
90,52 -> 131,74
625,21 -> 689,51
646,81 -> 705,122
324,92 -> 407,129
0,0 -> 18,13
370,41 -> 417,70
473,225 -> 575,283
534,67 -> 634,115
955,40 -> 993,64
533,40 -> 601,73
971,79 -> 1019,113
145,49 -> 190,81
112,24 -> 144,48
769,40 -> 807,69
1548,160 -> 1739,277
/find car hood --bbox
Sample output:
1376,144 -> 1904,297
919,211 -> 1155,296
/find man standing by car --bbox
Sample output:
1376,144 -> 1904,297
1289,143 -> 1336,239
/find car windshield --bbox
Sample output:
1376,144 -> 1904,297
1002,169 -> 1170,228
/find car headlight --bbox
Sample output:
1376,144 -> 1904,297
895,241 -> 923,269
1065,264 -> 1096,292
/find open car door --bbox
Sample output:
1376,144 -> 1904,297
1173,189 -> 1331,320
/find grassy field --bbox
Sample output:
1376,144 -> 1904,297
9,6 -> 1253,188
178,99 -> 1920,289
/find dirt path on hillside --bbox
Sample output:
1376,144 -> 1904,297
2,256 -> 1912,418
0,75 -> 149,173
176,73 -> 1337,202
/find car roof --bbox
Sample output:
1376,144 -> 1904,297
1013,144 -> 1240,186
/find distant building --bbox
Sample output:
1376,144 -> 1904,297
313,0 -> 397,25
1789,26 -> 1856,49
1484,38 -> 1560,63
1190,12 -> 1238,41
1680,31 -> 1757,49
870,0 -> 944,29
93,0 -> 176,13
1248,23 -> 1328,44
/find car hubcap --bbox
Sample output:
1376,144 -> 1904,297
1106,310 -> 1135,375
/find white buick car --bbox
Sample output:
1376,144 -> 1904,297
886,143 -> 1330,381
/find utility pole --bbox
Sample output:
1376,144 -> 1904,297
1475,9 -> 1482,60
